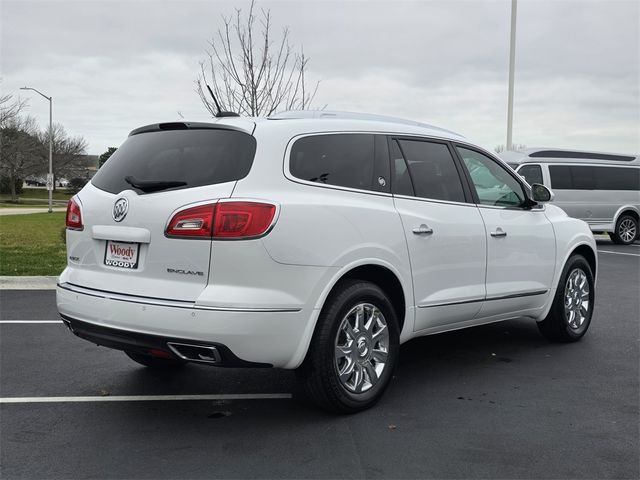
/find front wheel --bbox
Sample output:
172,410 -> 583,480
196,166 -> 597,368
609,214 -> 638,245
537,254 -> 595,342
297,280 -> 400,413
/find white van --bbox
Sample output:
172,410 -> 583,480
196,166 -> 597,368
508,149 -> 640,245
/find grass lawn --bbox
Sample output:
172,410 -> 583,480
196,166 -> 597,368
0,204 -> 49,208
20,188 -> 74,200
0,212 -> 67,275
0,188 -> 73,205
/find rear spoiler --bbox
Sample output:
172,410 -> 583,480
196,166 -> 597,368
129,120 -> 255,137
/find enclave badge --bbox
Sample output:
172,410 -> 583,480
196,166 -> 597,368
112,197 -> 129,222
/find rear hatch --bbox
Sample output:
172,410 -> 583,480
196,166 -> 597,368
64,123 -> 256,302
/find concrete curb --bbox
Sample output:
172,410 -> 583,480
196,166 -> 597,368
0,276 -> 58,290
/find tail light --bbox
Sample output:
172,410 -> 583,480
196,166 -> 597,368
166,201 -> 277,239
66,198 -> 83,230
165,204 -> 215,238
213,202 -> 276,238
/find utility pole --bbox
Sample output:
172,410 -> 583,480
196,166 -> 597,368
506,0 -> 517,151
20,86 -> 53,213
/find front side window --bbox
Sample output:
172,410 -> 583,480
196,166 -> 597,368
517,164 -> 543,186
393,139 -> 466,202
457,147 -> 525,207
290,134 -> 386,192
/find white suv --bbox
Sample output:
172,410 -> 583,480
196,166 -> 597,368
58,111 -> 597,413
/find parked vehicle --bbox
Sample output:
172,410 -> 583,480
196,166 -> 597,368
58,112 -> 598,413
509,149 -> 640,245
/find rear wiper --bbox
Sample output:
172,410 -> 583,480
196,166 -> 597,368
124,176 -> 187,193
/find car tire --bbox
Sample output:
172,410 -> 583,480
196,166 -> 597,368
125,351 -> 186,369
537,254 -> 595,342
609,214 -> 638,245
297,279 -> 400,413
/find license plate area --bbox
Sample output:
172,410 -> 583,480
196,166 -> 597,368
104,241 -> 140,269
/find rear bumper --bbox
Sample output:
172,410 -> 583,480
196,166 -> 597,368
56,283 -> 315,368
60,314 -> 269,367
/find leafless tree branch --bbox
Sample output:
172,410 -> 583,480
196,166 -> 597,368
195,0 -> 319,117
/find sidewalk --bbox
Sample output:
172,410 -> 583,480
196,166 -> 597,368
0,207 -> 66,216
0,276 -> 58,290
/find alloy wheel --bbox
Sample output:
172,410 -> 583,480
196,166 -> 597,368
618,218 -> 637,244
564,268 -> 590,329
334,303 -> 389,393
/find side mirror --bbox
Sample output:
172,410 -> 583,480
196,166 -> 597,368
531,183 -> 554,203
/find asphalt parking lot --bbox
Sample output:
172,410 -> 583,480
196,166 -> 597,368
1,239 -> 638,479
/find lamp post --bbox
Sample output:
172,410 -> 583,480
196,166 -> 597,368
20,86 -> 53,213
506,0 -> 517,151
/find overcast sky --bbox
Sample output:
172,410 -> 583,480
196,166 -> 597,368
2,0 -> 638,155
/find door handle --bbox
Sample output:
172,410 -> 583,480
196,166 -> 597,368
412,224 -> 434,235
490,227 -> 507,237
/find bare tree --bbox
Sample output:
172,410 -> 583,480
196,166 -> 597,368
0,115 -> 41,201
196,0 -> 319,117
37,123 -> 88,186
0,82 -> 28,126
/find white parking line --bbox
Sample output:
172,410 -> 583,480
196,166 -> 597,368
0,320 -> 63,324
0,393 -> 292,404
598,250 -> 640,257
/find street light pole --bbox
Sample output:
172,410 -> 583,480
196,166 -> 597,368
506,0 -> 518,151
20,86 -> 53,213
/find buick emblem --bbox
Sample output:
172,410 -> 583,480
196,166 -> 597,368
112,197 -> 129,222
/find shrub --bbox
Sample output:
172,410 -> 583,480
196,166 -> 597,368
69,177 -> 88,194
0,176 -> 23,195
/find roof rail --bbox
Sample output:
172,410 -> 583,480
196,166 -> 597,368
528,150 -> 636,162
269,110 -> 464,138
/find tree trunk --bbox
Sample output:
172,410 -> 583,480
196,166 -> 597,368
10,176 -> 17,203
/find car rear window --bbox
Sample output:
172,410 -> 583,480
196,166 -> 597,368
91,129 -> 256,194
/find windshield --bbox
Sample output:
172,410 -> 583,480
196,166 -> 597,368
92,129 -> 256,194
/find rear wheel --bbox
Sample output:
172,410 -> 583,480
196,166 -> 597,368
125,351 -> 186,369
297,280 -> 400,413
537,254 -> 595,342
609,214 -> 638,245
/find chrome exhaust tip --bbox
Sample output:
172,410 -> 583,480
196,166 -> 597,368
167,342 -> 222,364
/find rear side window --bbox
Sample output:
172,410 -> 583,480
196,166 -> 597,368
92,129 -> 256,195
517,164 -> 543,185
550,165 -> 640,190
594,166 -> 639,190
290,134 -> 388,192
393,140 -> 466,202
571,166 -> 596,189
549,165 -> 572,189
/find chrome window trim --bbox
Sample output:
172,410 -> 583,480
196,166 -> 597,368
392,193 -> 478,208
282,130 -> 469,199
477,203 -> 547,212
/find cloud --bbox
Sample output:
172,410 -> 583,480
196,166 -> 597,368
1,0 -> 638,154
